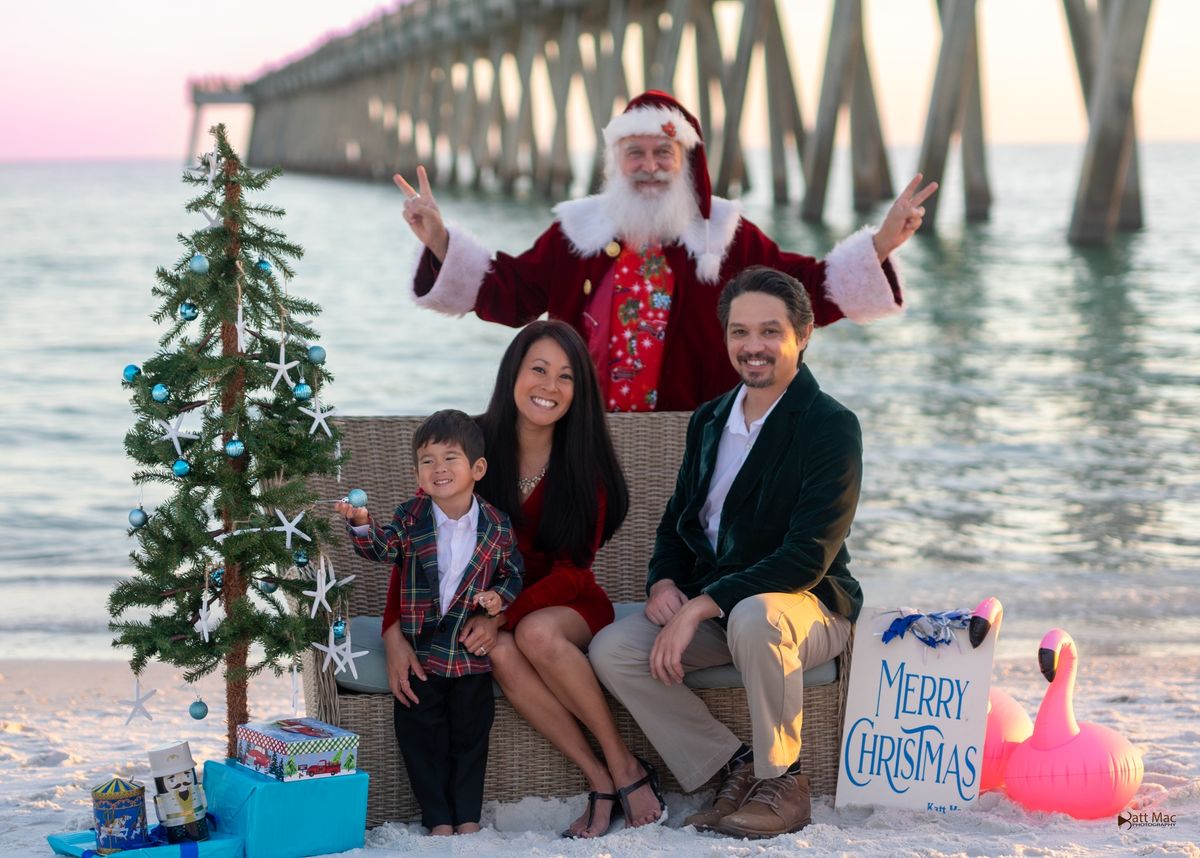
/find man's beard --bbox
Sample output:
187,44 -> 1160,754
737,353 -> 777,388
600,156 -> 698,248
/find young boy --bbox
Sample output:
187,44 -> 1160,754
336,409 -> 523,835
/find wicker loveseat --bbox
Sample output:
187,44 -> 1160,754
304,413 -> 853,825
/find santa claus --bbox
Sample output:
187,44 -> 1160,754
398,90 -> 935,412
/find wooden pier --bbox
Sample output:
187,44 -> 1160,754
191,0 -> 1154,244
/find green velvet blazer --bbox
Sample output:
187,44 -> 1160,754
647,364 -> 864,623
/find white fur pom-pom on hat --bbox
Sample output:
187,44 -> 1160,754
697,251 -> 723,284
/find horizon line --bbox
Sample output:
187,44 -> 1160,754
4,137 -> 1199,168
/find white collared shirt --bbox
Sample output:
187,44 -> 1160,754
432,497 -> 480,615
699,385 -> 787,552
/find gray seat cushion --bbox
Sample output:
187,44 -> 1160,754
335,606 -> 837,695
334,616 -> 392,695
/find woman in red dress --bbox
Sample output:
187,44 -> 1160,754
458,320 -> 666,837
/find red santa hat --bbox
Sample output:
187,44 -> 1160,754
602,90 -> 711,221
603,92 -> 724,279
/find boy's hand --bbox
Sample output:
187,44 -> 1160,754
334,500 -> 369,527
386,640 -> 427,707
473,590 -> 503,617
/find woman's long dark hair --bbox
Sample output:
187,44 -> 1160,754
477,320 -> 629,567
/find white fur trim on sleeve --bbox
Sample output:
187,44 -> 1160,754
822,226 -> 904,323
603,106 -> 701,150
409,224 -> 493,317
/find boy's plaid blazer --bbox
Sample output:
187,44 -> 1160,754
347,492 -> 523,677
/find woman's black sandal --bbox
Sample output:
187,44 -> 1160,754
561,790 -> 620,838
615,755 -> 669,827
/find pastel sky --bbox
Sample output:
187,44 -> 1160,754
1,0 -> 1195,163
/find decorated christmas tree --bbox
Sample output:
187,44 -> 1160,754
110,125 -> 345,755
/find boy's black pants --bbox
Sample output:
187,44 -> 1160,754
392,672 -> 495,829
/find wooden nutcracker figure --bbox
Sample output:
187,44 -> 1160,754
147,741 -> 210,843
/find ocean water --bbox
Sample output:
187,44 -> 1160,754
1,144 -> 1197,663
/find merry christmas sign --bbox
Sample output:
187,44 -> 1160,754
835,607 -> 994,813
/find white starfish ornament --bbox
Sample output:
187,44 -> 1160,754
271,509 -> 310,549
311,623 -> 344,672
302,558 -> 334,618
235,303 -> 249,353
298,397 -> 337,438
335,626 -> 370,680
156,414 -> 200,457
119,676 -> 157,725
265,329 -> 299,390
196,594 -> 213,643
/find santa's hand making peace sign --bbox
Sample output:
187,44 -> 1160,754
872,173 -> 939,261
395,165 -> 449,261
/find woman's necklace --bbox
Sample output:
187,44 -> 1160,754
517,464 -> 547,496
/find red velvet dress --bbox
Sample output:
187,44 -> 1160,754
501,478 -> 615,636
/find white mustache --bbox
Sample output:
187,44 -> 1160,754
629,169 -> 674,182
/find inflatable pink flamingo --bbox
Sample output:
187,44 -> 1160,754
968,597 -> 1033,793
1004,629 -> 1143,818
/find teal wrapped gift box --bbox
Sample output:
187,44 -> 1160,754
202,759 -> 368,858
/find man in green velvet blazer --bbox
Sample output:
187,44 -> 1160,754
591,266 -> 863,839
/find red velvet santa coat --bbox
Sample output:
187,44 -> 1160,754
412,195 -> 904,411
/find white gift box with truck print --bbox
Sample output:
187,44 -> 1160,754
234,717 -> 359,782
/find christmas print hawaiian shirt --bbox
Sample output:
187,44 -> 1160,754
607,244 -> 674,411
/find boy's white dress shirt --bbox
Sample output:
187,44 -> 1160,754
431,498 -> 481,615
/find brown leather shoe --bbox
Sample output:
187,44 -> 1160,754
715,772 -> 811,838
682,761 -> 758,832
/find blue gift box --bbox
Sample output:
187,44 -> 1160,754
46,828 -> 243,858
202,759 -> 367,858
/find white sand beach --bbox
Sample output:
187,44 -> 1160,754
2,655 -> 1196,858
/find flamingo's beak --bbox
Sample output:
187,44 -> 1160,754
969,597 -> 1002,648
1038,646 -> 1057,682
968,616 -> 991,649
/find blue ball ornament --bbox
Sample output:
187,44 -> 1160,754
255,258 -> 272,273
189,253 -> 209,274
346,489 -> 368,508
257,578 -> 279,595
292,380 -> 313,401
151,384 -> 170,402
333,618 -> 346,641
189,699 -> 209,720
211,567 -> 224,589
172,458 -> 191,477
224,438 -> 246,458
128,507 -> 148,529
179,301 -> 199,322
123,364 -> 141,384
293,549 -> 309,568
307,345 -> 327,365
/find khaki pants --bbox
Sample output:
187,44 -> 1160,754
589,592 -> 850,791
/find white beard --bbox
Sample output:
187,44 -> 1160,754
599,157 -> 698,249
